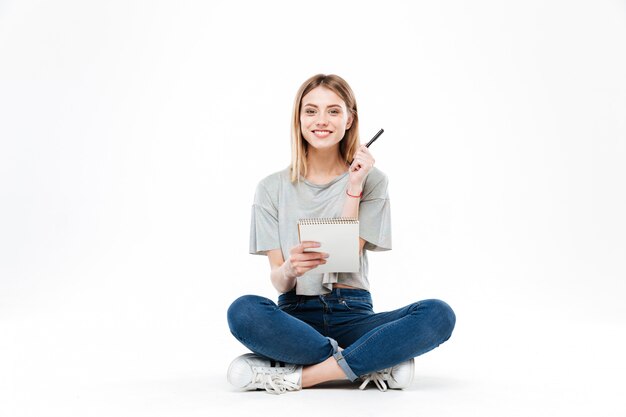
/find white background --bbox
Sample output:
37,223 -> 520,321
1,1 -> 625,416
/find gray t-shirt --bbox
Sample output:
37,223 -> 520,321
249,165 -> 392,295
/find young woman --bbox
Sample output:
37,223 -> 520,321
226,74 -> 455,394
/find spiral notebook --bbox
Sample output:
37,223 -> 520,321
297,217 -> 360,274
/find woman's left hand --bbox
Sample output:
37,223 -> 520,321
348,144 -> 375,190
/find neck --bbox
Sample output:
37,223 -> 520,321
306,146 -> 347,177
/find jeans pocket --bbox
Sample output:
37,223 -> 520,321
340,297 -> 373,312
278,301 -> 300,312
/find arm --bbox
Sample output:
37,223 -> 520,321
341,183 -> 367,255
344,143 -> 377,256
267,249 -> 295,293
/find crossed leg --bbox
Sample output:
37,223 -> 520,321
227,295 -> 455,387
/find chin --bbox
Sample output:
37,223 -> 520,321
308,136 -> 339,146
312,142 -> 339,151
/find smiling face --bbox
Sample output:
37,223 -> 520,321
300,86 -> 353,152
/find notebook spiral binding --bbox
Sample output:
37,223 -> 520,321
298,217 -> 359,225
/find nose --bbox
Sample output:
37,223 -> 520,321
315,113 -> 329,126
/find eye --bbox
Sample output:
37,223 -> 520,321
303,108 -> 316,115
329,109 -> 340,115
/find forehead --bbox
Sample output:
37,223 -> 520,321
301,86 -> 346,107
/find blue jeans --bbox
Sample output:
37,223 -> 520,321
227,288 -> 455,381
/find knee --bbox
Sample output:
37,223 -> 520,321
226,294 -> 271,335
418,299 -> 456,342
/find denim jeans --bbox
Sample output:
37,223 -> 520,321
227,288 -> 455,381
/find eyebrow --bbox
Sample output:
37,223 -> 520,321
302,103 -> 343,109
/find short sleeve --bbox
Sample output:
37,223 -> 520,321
358,172 -> 392,252
249,182 -> 281,255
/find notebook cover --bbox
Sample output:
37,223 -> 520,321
297,219 -> 360,274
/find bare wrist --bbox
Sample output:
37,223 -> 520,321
282,259 -> 298,281
346,184 -> 363,198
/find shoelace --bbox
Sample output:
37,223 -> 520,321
251,370 -> 300,394
359,368 -> 392,392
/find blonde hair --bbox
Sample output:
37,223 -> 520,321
290,74 -> 360,183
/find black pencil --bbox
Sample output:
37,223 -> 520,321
365,128 -> 384,147
349,128 -> 384,166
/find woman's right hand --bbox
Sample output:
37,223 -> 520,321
282,241 -> 329,279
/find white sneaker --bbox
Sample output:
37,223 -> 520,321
358,358 -> 415,391
227,353 -> 303,394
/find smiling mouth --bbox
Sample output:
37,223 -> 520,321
313,130 -> 332,138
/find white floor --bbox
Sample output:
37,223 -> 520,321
2,286 -> 625,417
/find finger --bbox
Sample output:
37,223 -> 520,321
354,149 -> 372,159
293,241 -> 321,253
294,252 -> 328,262
292,260 -> 327,275
352,156 -> 374,171
297,259 -> 328,268
353,153 -> 372,165
356,145 -> 371,154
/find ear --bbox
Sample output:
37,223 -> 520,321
346,114 -> 354,130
